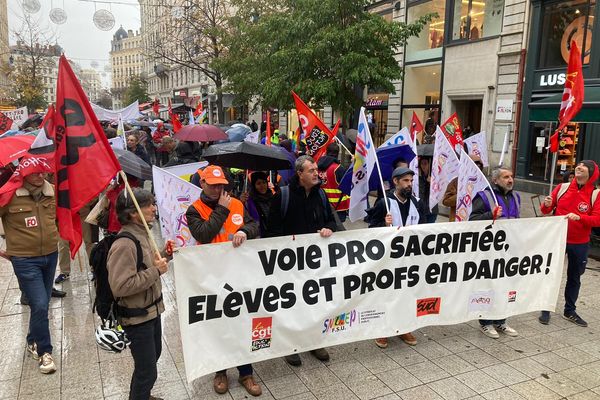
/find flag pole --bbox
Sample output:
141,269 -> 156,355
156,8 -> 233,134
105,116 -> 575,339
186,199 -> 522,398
373,154 -> 390,215
334,136 -> 352,157
549,151 -> 558,196
118,170 -> 161,256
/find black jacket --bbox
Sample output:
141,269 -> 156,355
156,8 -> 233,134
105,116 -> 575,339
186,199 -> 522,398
186,193 -> 259,244
267,175 -> 337,237
130,144 -> 150,165
367,190 -> 425,227
164,141 -> 199,167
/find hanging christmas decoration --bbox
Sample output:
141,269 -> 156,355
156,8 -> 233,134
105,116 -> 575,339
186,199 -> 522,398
49,8 -> 67,24
93,9 -> 115,31
22,0 -> 41,14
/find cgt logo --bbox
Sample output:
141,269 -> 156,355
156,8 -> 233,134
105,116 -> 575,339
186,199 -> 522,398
508,291 -> 517,303
251,317 -> 272,352
578,202 -> 590,213
416,297 -> 441,317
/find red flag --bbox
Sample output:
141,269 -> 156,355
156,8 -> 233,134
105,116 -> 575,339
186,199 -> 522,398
54,55 -> 121,258
410,111 -> 424,141
168,99 -> 183,133
292,91 -> 340,161
549,41 -> 584,153
440,112 -> 464,151
152,98 -> 160,116
266,111 -> 272,146
0,156 -> 53,206
0,111 -> 13,134
193,99 -> 203,117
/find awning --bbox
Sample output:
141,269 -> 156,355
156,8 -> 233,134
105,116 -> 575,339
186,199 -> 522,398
529,86 -> 600,122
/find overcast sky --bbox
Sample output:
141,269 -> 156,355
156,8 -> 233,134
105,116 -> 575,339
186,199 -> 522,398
8,0 -> 142,87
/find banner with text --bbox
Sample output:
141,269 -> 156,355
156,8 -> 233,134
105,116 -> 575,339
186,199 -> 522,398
175,217 -> 567,381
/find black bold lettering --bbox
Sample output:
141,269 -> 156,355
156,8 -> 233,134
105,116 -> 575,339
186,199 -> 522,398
258,250 -> 278,276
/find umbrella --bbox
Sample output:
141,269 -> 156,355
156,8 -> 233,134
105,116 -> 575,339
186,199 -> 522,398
174,124 -> 228,142
226,124 -> 251,142
113,148 -> 153,180
202,142 -> 293,170
339,144 -> 416,194
0,135 -> 35,166
417,144 -> 434,157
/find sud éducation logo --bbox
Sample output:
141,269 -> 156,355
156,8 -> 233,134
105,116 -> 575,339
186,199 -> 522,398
251,317 -> 272,351
322,310 -> 357,334
416,297 -> 441,317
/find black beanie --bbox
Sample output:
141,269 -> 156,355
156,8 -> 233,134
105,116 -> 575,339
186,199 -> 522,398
250,171 -> 268,186
580,160 -> 596,178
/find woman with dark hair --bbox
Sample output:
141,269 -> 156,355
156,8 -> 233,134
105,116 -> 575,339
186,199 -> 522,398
240,172 -> 273,237
107,188 -> 172,400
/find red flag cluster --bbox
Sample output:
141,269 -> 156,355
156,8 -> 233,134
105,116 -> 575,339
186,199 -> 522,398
549,41 -> 584,153
292,91 -> 340,161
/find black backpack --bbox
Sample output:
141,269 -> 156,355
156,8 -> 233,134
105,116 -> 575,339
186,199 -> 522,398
89,231 -> 149,324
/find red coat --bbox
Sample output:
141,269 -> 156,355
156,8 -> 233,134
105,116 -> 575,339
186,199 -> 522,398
152,127 -> 171,152
541,161 -> 600,244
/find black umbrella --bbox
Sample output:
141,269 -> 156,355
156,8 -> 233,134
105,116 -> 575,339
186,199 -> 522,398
202,142 -> 292,170
417,144 -> 434,157
113,148 -> 153,180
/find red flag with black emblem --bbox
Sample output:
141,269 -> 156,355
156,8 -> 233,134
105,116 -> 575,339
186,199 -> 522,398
54,55 -> 121,257
292,91 -> 340,161
0,111 -> 13,134
549,41 -> 584,153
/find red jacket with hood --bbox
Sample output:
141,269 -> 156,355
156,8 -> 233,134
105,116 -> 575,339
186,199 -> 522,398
540,160 -> 600,244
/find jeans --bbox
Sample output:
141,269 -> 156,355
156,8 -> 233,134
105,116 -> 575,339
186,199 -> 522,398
217,364 -> 253,377
123,317 -> 162,400
479,319 -> 506,326
564,243 -> 589,315
11,252 -> 58,355
424,214 -> 438,224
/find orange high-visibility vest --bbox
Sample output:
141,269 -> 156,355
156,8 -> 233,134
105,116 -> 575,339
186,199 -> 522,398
192,198 -> 245,243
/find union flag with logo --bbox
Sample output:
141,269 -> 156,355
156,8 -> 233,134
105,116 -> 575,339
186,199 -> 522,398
54,55 -> 121,257
440,112 -> 464,152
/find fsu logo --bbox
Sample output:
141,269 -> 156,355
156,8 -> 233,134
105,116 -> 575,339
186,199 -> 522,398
578,202 -> 589,213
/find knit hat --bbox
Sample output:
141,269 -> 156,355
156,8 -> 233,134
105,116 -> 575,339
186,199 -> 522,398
250,171 -> 268,186
580,160 -> 596,178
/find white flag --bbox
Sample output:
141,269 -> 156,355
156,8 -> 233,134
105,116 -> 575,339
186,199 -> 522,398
188,110 -> 196,125
349,107 -> 377,222
378,127 -> 419,195
379,127 -> 410,148
116,114 -> 126,149
245,130 -> 260,144
152,166 -> 202,247
429,127 -> 460,211
455,148 -> 496,222
464,131 -> 489,167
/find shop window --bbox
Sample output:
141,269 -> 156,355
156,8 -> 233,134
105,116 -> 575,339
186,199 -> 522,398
451,0 -> 505,41
402,63 -> 442,106
538,0 -> 595,68
401,107 -> 439,144
406,0 -> 446,63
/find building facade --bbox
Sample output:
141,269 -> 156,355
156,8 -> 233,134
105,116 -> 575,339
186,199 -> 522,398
80,68 -> 102,103
110,26 -> 144,109
10,43 -> 61,105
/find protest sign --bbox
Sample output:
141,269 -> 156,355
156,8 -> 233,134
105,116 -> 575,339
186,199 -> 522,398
174,217 -> 567,381
152,166 -> 201,247
4,107 -> 27,129
164,161 -> 208,182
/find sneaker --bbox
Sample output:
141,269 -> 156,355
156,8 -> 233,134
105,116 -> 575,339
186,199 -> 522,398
310,348 -> 330,362
375,338 -> 388,349
39,353 -> 56,374
480,324 -> 499,339
26,343 -> 38,360
495,323 -> 518,337
54,273 -> 70,284
284,353 -> 302,366
51,288 -> 66,298
399,332 -> 418,346
538,311 -> 550,325
563,313 -> 588,327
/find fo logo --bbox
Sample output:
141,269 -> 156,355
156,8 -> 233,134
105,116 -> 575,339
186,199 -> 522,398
416,297 -> 441,317
251,317 -> 272,351
578,202 -> 590,213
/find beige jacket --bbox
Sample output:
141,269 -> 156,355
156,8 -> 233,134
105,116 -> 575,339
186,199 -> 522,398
0,181 -> 58,257
107,223 -> 165,326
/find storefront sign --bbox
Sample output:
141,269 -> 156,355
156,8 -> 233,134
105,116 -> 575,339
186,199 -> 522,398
539,73 -> 566,88
495,100 -> 513,121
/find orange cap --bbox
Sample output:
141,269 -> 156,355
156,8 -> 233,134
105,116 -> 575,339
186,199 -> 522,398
202,165 -> 228,185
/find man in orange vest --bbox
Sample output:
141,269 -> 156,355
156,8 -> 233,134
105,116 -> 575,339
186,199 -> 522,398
185,165 -> 261,396
317,143 -> 349,221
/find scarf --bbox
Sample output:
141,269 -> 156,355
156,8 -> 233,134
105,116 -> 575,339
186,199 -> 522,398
22,181 -> 44,202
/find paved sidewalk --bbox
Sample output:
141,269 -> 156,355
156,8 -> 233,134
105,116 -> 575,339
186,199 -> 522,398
2,195 -> 600,399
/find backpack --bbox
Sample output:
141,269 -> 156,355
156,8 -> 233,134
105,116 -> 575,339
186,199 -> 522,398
89,231 -> 155,324
280,186 -> 346,231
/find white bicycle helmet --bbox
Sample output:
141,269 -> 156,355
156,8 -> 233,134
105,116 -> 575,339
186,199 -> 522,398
95,325 -> 127,353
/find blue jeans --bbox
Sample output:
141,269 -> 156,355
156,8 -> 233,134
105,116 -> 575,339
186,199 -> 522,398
11,252 -> 58,355
479,319 -> 506,326
564,243 -> 589,315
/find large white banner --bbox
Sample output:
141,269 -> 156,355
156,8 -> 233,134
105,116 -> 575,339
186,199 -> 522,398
152,166 -> 202,247
430,127 -> 460,211
91,100 -> 141,121
175,217 -> 567,382
464,132 -> 489,167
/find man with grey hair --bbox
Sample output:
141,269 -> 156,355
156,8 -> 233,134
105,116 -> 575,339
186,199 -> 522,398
267,154 -> 337,366
470,166 -> 520,339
